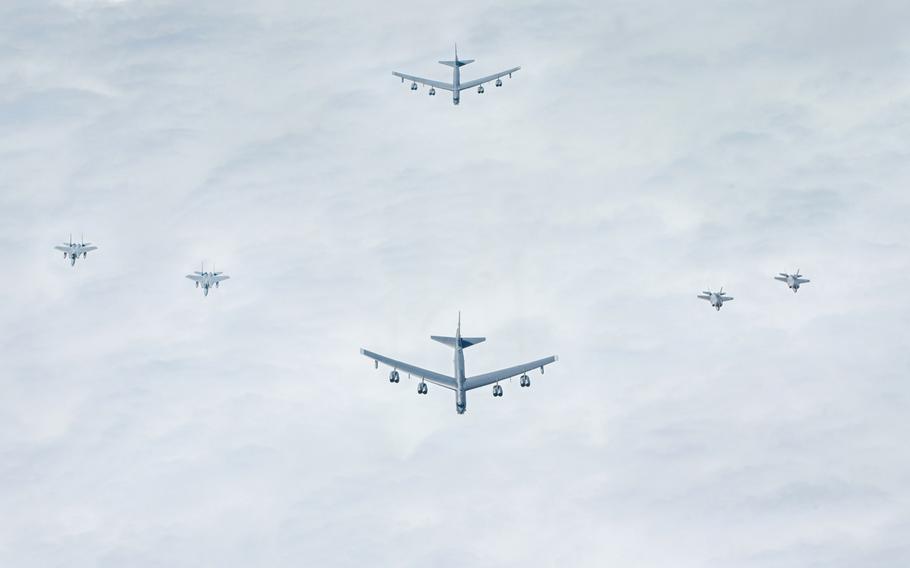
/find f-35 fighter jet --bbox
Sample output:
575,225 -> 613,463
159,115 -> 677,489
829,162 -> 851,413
698,288 -> 734,311
775,270 -> 810,293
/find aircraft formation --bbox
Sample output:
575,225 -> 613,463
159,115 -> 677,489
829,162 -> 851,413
51,45 -> 813,415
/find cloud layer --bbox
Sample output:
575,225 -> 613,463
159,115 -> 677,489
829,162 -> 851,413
1,1 -> 909,566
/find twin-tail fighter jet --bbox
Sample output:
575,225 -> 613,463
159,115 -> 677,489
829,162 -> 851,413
393,44 -> 520,106
361,313 -> 557,414
775,270 -> 810,293
54,234 -> 97,267
185,263 -> 230,297
698,288 -> 734,311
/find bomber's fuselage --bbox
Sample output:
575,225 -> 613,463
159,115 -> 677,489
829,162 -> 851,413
453,327 -> 467,413
452,65 -> 461,106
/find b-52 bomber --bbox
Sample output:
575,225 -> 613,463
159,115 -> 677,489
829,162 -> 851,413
393,44 -> 520,106
775,270 -> 810,293
185,264 -> 230,297
361,313 -> 557,414
54,234 -> 97,267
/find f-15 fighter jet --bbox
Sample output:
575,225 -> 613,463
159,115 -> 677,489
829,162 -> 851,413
54,234 -> 97,267
185,263 -> 229,297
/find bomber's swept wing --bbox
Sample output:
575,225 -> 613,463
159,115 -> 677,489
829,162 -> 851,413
458,67 -> 521,91
392,72 -> 454,91
361,348 -> 457,390
464,356 -> 557,391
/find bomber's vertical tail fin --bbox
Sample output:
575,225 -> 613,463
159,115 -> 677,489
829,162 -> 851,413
432,310 -> 485,348
439,43 -> 474,67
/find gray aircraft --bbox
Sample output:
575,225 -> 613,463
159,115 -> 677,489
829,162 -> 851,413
393,44 -> 520,106
775,270 -> 810,293
185,263 -> 230,297
361,313 -> 557,414
698,287 -> 734,311
54,234 -> 97,267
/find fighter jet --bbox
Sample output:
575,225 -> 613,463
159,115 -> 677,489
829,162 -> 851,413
698,287 -> 734,311
775,270 -> 810,293
54,234 -> 97,267
185,263 -> 229,297
393,44 -> 520,106
361,313 -> 557,414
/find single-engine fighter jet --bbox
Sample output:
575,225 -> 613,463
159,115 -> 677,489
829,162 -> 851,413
361,313 -> 557,415
54,234 -> 97,267
393,44 -> 520,106
185,263 -> 229,297
698,287 -> 734,311
775,270 -> 810,293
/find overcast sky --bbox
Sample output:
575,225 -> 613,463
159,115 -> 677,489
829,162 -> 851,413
1,0 -> 909,566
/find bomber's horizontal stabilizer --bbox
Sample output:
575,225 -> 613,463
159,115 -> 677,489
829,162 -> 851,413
438,59 -> 474,67
431,336 -> 486,349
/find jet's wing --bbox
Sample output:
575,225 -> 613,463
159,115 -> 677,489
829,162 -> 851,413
721,296 -> 734,302
213,275 -> 230,283
774,276 -> 788,282
185,274 -> 203,282
54,245 -> 72,252
361,348 -> 456,390
81,246 -> 98,253
393,72 -> 454,91
697,294 -> 711,300
797,278 -> 810,284
464,356 -> 557,391
458,67 -> 521,91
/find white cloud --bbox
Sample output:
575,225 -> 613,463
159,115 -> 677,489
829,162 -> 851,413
0,0 -> 908,566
